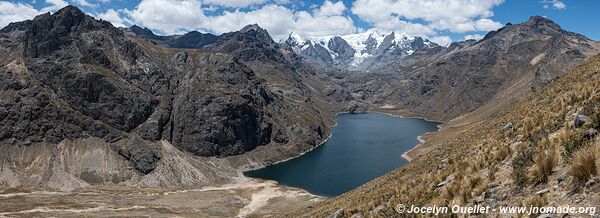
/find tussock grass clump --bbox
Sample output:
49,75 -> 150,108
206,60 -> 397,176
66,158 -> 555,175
569,147 -> 598,185
560,129 -> 587,158
522,195 -> 549,216
512,148 -> 534,186
530,147 -> 558,184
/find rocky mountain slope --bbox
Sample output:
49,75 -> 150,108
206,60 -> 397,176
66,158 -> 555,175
294,51 -> 600,217
0,6 -> 334,190
284,30 -> 439,71
323,16 -> 600,122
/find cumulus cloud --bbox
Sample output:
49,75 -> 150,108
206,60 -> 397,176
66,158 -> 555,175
202,0 -> 269,8
128,0 -> 356,40
95,9 -> 130,27
316,0 -> 346,16
204,2 -> 356,40
1,0 -> 509,45
42,0 -> 69,11
351,0 -> 503,35
128,0 -> 207,34
72,0 -> 96,7
429,35 -> 452,47
542,0 -> 566,10
464,34 -> 484,40
0,2 -> 41,28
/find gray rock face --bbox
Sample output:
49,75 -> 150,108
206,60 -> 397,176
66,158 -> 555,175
300,43 -> 334,67
328,36 -> 355,66
170,54 -> 274,157
0,6 -> 333,179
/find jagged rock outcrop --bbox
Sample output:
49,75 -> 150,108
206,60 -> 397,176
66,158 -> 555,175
0,6 -> 334,189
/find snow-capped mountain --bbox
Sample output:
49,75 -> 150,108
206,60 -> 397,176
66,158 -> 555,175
284,30 -> 440,71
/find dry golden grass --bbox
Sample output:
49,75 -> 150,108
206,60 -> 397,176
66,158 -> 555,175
529,143 -> 558,184
569,145 -> 598,185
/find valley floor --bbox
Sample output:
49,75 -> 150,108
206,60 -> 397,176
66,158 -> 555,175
0,176 -> 323,217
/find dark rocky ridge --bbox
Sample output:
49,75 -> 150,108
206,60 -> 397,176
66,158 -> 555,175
123,25 -> 220,49
0,5 -> 334,185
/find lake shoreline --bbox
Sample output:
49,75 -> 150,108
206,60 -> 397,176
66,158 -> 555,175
243,112 -> 441,196
367,110 -> 444,162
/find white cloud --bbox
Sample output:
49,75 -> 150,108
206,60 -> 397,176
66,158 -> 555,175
72,0 -> 96,7
316,1 -> 346,16
205,3 -> 356,40
429,35 -> 452,47
128,0 -> 207,35
128,0 -> 356,40
201,0 -> 268,8
553,1 -> 566,9
0,0 -> 504,45
42,0 -> 69,11
474,18 -> 503,31
351,0 -> 504,35
542,0 -> 566,10
0,2 -> 41,28
464,34 -> 484,40
95,9 -> 129,27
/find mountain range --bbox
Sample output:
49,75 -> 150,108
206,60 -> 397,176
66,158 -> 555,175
284,30 -> 439,71
0,5 -> 599,217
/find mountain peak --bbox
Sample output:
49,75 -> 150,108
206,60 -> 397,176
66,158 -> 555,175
526,15 -> 554,23
53,5 -> 86,18
523,15 -> 562,31
239,24 -> 273,43
129,25 -> 157,37
286,32 -> 304,47
241,24 -> 264,33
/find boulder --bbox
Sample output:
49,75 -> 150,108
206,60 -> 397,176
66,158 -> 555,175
475,196 -> 485,204
574,114 -> 589,128
583,128 -> 598,139
485,186 -> 499,199
502,122 -> 513,131
556,172 -> 567,182
436,176 -> 453,187
535,188 -> 549,195
326,209 -> 343,218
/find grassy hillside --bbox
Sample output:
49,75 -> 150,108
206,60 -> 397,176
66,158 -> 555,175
294,54 -> 600,217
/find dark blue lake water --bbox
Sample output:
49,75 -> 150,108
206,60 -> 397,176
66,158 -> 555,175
244,113 -> 441,197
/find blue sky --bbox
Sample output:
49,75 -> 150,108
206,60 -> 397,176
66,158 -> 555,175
1,0 -> 598,46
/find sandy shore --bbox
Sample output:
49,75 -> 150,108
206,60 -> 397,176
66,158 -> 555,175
0,175 -> 324,217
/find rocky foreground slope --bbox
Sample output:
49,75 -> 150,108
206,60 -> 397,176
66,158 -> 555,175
294,50 -> 600,218
0,6 -> 334,190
